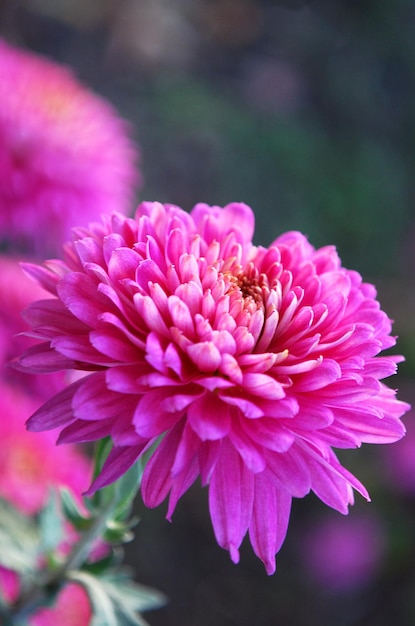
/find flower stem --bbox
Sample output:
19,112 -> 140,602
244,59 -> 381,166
8,496 -> 116,625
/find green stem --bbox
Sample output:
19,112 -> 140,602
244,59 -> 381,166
8,497 -> 116,625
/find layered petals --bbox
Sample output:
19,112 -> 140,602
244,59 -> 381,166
0,38 -> 139,257
18,201 -> 410,573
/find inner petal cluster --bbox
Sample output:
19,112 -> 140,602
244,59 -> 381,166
19,201 -> 409,575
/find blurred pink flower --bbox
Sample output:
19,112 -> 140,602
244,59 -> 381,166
302,512 -> 386,592
0,373 -> 93,620
0,38 -> 139,257
0,381 -> 91,515
0,567 -> 19,604
30,583 -> 92,626
0,569 -> 92,625
19,201 -> 409,573
0,256 -> 94,622
0,256 -> 66,399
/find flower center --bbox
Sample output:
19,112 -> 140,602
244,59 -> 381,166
235,270 -> 263,303
225,262 -> 267,311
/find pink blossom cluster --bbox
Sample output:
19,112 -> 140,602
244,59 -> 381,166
0,38 -> 139,257
19,201 -> 409,574
0,380 -> 90,514
0,258 -> 92,622
0,256 -> 67,399
0,38 -> 142,622
0,566 -> 92,626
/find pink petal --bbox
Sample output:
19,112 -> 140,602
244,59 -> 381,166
219,390 -> 264,418
265,446 -> 311,498
16,343 -> 76,373
134,293 -> 170,337
249,473 -> 292,574
209,440 -> 254,564
26,377 -> 85,431
228,424 -> 266,472
107,247 -> 140,283
145,331 -> 167,373
218,353 -> 243,384
167,457 -> 199,520
141,422 -> 185,508
75,236 -> 106,267
240,417 -> 295,453
105,365 -> 148,394
199,440 -> 221,485
242,372 -> 286,399
58,273 -> 107,328
90,328 -> 139,362
20,262 -> 61,295
294,358 -> 342,391
72,372 -> 136,422
335,407 -> 406,444
58,418 -> 114,443
23,299 -> 89,335
298,443 -> 369,513
187,342 -> 221,372
133,388 -> 184,438
136,259 -> 167,293
168,295 -> 195,337
171,422 -> 201,476
86,444 -> 145,495
174,281 -> 203,316
187,393 -> 231,440
166,226 -> 188,267
51,335 -> 112,365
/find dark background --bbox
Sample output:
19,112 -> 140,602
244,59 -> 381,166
1,1 -> 415,624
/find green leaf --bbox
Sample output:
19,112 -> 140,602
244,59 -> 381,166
82,549 -> 122,576
92,438 -> 114,480
112,459 -> 143,522
85,438 -> 143,521
69,570 -> 166,626
87,439 -> 117,512
38,490 -> 64,553
60,488 -> 94,532
68,571 -> 118,626
98,572 -> 167,614
103,518 -> 138,545
0,499 -> 38,574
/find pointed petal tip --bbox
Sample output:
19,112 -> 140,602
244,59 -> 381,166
229,544 -> 240,565
82,485 -> 96,498
264,558 -> 276,576
26,415 -> 46,433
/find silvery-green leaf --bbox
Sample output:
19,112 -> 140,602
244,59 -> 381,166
38,490 -> 64,553
69,571 -> 118,626
98,572 -> 167,613
112,460 -> 143,522
82,550 -> 121,576
68,570 -> 165,626
88,439 -> 115,511
0,499 -> 38,573
60,488 -> 94,531
103,517 -> 138,545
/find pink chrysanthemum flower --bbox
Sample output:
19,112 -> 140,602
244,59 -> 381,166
30,583 -> 92,626
0,256 -> 66,399
0,381 -> 91,515
0,571 -> 92,626
18,202 -> 409,574
0,38 -> 139,256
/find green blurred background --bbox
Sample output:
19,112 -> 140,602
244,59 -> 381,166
1,1 -> 415,624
